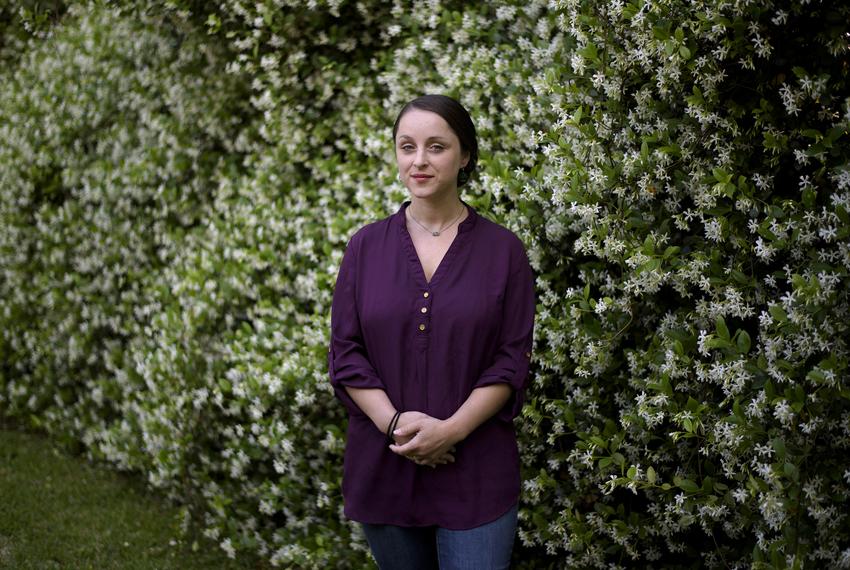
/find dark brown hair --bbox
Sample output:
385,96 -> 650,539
392,94 -> 479,187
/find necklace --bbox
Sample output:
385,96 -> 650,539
408,202 -> 466,236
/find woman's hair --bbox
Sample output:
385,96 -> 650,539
392,94 -> 479,187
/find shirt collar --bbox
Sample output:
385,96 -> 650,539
395,198 -> 478,234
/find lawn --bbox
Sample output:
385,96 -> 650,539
0,424 -> 268,569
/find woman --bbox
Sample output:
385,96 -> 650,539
328,94 -> 536,569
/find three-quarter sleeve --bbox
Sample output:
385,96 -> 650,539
328,235 -> 386,417
471,246 -> 536,422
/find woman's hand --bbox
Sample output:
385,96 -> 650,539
389,413 -> 462,468
392,411 -> 456,467
390,411 -> 427,446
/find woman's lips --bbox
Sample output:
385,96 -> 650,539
411,174 -> 432,180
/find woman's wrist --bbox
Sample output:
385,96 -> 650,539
342,387 -> 399,437
442,415 -> 470,443
444,384 -> 512,442
378,408 -> 399,436
385,410 -> 402,442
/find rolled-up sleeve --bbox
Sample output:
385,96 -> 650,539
328,235 -> 386,417
471,244 -> 536,422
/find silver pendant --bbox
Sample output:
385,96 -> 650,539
432,231 -> 440,236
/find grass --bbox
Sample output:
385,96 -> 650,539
0,423 -> 269,569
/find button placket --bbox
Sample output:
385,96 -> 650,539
418,290 -> 431,333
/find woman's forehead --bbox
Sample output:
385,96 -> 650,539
396,108 -> 456,139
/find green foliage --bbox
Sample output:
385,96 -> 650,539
1,0 -> 849,568
0,0 -> 68,67
525,2 -> 850,568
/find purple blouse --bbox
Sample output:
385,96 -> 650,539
327,199 -> 536,530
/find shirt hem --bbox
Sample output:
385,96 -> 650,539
344,496 -> 520,530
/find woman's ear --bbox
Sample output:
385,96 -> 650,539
461,150 -> 470,170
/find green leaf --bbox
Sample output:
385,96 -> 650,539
784,462 -> 799,482
564,407 -> 576,429
765,379 -> 776,400
801,128 -> 823,140
730,269 -> 751,285
806,368 -> 826,384
647,466 -> 657,484
715,316 -> 730,340
706,337 -> 733,350
532,511 -> 548,530
685,397 -> 701,413
663,246 -> 680,258
772,437 -> 786,461
733,399 -> 744,419
769,305 -> 787,323
589,436 -> 608,449
712,168 -> 731,183
736,330 -> 751,354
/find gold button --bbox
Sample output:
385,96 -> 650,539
421,307 -> 428,313
423,291 -> 429,298
419,324 -> 426,331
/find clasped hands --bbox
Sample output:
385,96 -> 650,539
388,411 -> 461,468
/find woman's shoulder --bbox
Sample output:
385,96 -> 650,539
468,211 -> 533,277
344,210 -> 397,250
472,211 -> 527,252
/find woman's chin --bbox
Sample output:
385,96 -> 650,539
407,186 -> 455,201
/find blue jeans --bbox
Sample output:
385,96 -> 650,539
360,502 -> 518,570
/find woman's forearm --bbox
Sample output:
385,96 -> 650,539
345,383 -> 512,445
344,386 -> 397,434
387,384 -> 513,462
444,383 -> 512,441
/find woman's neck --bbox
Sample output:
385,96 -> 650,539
407,195 -> 466,229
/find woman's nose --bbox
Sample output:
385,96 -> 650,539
414,150 -> 428,167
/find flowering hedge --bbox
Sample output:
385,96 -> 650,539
1,1 -> 849,568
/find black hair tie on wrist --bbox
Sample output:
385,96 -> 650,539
386,411 -> 401,445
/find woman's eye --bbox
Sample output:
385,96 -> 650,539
430,145 -> 444,151
400,144 -> 414,151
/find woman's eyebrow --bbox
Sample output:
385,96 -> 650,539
396,134 -> 450,142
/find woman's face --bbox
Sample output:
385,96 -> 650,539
395,108 -> 469,200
